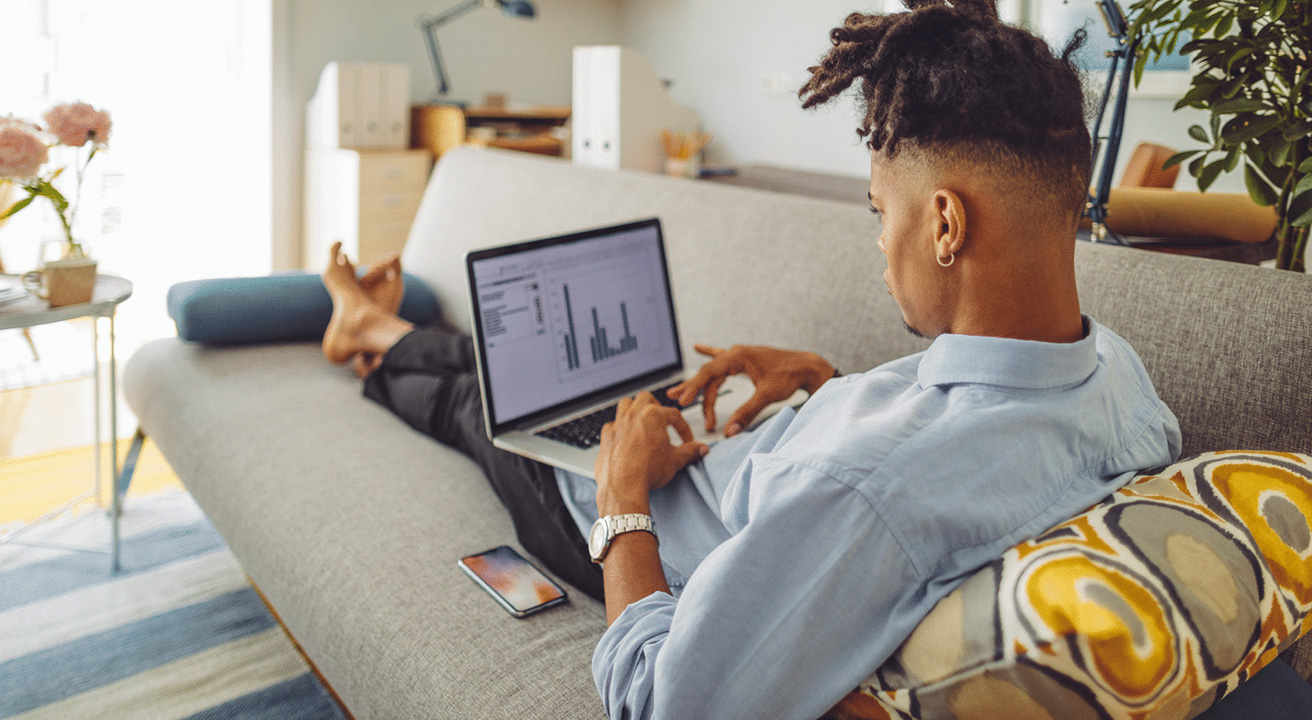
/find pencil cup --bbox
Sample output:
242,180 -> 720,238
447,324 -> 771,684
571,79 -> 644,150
664,155 -> 700,178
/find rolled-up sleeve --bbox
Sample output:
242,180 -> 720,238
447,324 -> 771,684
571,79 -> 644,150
593,592 -> 677,719
591,459 -> 926,720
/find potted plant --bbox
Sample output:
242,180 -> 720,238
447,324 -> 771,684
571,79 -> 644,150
0,102 -> 112,305
1129,0 -> 1310,272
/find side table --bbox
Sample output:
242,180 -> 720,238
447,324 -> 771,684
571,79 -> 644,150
0,273 -> 133,571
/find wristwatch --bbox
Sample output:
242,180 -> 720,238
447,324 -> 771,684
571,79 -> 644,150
589,513 -> 657,564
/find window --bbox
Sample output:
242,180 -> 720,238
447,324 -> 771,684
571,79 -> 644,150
0,0 -> 272,347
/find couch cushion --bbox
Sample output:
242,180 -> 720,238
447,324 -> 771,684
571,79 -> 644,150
166,272 -> 440,345
830,452 -> 1312,720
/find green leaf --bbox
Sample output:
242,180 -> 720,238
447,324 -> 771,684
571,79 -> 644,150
1291,196 -> 1312,227
31,182 -> 69,214
1147,1 -> 1177,24
1247,142 -> 1267,166
1211,112 -> 1222,139
1188,124 -> 1211,143
1214,13 -> 1234,36
1180,7 -> 1211,29
1290,189 -> 1312,227
1283,121 -> 1312,141
1175,92 -> 1205,112
1295,173 -> 1312,200
1164,149 -> 1202,169
1270,136 -> 1292,166
1198,158 -> 1228,191
1212,97 -> 1269,113
1244,163 -> 1279,206
1220,76 -> 1244,98
1273,0 -> 1288,17
1220,114 -> 1280,145
1189,155 -> 1206,176
1226,46 -> 1257,72
0,194 -> 34,221
1300,157 -> 1312,173
1224,146 -> 1241,172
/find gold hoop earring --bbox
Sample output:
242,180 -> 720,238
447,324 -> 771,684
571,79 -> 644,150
937,253 -> 955,268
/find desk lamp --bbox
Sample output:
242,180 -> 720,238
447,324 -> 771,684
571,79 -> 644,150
1084,0 -> 1137,245
418,0 -> 536,104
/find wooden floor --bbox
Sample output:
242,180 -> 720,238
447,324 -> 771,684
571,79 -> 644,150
0,436 -> 182,526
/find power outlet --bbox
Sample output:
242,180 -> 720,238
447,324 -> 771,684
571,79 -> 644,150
761,72 -> 793,95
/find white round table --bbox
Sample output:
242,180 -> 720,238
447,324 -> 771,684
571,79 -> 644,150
0,274 -> 133,571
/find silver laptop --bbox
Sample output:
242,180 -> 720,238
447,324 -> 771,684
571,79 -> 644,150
466,217 -> 803,478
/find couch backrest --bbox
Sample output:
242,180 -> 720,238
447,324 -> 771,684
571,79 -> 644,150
404,147 -> 1312,456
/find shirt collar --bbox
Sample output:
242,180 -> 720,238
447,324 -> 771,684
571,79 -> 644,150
917,315 -> 1099,390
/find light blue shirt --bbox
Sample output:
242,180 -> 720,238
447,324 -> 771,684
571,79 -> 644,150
556,317 -> 1181,720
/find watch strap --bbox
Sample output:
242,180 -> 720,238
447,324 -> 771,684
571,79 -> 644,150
592,513 -> 657,564
608,513 -> 657,542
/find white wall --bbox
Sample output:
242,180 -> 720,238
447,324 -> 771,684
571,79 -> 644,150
616,0 -> 1245,196
271,0 -> 621,270
617,0 -> 880,180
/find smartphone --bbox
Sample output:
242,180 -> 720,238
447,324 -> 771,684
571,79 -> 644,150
458,545 -> 568,618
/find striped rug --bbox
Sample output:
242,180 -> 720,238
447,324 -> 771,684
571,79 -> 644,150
0,490 -> 349,719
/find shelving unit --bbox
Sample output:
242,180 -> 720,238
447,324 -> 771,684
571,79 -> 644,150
411,104 -> 571,161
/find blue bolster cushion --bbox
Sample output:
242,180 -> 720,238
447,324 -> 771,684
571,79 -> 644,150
167,271 -> 440,345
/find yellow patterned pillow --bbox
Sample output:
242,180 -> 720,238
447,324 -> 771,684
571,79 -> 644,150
828,452 -> 1312,720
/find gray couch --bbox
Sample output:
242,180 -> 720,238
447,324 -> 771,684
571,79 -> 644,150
123,147 -> 1312,719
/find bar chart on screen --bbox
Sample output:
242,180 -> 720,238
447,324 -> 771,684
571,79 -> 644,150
549,269 -> 657,380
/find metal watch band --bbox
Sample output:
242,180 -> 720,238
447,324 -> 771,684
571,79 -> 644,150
609,513 -> 657,541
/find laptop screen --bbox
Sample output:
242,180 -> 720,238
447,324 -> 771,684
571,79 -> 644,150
467,218 -> 682,432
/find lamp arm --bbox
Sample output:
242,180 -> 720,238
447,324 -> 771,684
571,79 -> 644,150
421,22 -> 451,97
1086,0 -> 1136,245
420,0 -> 483,30
419,0 -> 484,98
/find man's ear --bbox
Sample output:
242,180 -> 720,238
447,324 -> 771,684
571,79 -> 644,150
932,189 -> 967,260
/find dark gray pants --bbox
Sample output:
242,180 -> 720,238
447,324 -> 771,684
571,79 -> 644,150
362,325 -> 604,601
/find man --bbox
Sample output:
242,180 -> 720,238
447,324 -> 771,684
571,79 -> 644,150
322,2 -> 1182,718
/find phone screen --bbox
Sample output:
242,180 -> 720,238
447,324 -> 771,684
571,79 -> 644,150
459,546 -> 568,617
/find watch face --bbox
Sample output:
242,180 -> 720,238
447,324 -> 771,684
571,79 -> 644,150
588,517 -> 609,559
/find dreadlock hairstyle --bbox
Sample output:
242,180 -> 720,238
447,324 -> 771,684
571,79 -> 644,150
799,0 -> 1091,221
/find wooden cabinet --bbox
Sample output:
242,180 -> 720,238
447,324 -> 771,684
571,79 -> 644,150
303,147 -> 431,269
411,104 -> 570,161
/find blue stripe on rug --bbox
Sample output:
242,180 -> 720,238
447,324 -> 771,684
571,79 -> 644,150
0,520 -> 226,612
0,587 -> 275,717
181,672 -> 348,720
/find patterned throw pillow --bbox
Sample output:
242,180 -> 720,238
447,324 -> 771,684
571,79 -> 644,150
828,452 -> 1312,720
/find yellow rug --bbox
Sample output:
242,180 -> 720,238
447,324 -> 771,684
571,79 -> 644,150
0,438 -> 183,526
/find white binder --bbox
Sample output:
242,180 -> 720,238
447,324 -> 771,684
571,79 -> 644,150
571,47 -> 700,173
307,62 -> 359,148
383,64 -> 411,147
307,62 -> 411,150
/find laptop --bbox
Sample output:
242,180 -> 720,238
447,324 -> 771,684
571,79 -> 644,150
466,217 -> 804,478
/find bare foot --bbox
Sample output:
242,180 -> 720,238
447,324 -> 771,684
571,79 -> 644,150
353,353 -> 383,378
360,253 -> 403,315
322,242 -> 384,364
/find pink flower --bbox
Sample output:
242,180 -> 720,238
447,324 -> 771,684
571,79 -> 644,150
0,119 -> 49,180
43,102 -> 112,147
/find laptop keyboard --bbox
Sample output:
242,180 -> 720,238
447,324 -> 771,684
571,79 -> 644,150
535,382 -> 686,449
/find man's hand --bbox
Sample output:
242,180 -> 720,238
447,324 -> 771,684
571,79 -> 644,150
668,344 -> 836,437
595,392 -> 710,516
